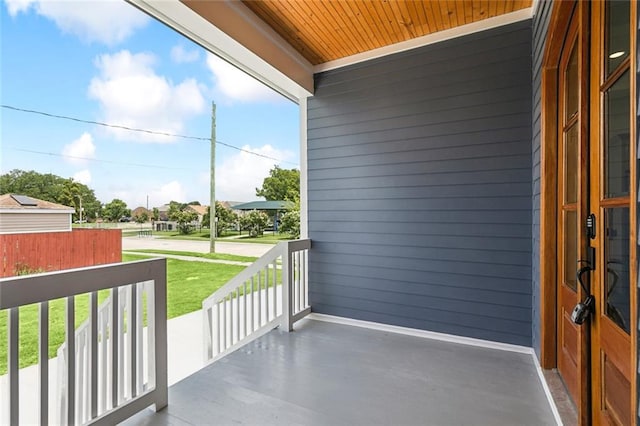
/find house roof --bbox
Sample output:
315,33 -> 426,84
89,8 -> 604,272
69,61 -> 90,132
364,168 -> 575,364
187,205 -> 208,215
232,200 -> 295,211
183,1 -> 532,66
0,194 -> 74,213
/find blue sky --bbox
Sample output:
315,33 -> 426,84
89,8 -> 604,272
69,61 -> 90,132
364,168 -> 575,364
0,0 -> 300,209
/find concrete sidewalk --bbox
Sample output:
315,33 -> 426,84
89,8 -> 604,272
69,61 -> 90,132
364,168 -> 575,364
122,236 -> 273,258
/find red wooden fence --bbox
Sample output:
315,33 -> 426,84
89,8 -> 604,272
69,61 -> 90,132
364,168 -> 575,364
0,229 -> 122,277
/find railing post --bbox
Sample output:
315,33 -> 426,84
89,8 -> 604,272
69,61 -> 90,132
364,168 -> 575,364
281,242 -> 293,332
152,260 -> 168,412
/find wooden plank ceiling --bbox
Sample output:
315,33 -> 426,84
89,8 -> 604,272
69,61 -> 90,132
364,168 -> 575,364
237,0 -> 533,65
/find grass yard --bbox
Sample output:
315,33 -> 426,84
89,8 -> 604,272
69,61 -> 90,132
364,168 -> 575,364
127,249 -> 257,263
0,253 -> 246,375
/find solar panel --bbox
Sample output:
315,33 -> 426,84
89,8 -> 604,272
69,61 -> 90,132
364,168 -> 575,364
10,194 -> 38,206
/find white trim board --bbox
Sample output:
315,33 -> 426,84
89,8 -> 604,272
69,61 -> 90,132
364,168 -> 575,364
314,8 -> 534,73
307,312 -> 562,425
307,312 -> 532,353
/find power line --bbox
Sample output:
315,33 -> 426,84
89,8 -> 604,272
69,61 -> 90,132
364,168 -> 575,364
1,104 -> 299,166
8,147 -> 194,170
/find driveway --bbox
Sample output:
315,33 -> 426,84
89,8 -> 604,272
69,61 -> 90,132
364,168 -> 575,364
121,236 -> 274,257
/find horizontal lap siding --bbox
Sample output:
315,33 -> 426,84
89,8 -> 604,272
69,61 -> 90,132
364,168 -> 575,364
307,20 -> 533,346
531,0 -> 552,359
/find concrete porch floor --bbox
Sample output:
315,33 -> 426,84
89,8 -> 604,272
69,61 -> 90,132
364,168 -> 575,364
124,316 -> 558,425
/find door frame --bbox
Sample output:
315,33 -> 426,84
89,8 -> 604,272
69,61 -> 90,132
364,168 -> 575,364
539,0 -> 638,422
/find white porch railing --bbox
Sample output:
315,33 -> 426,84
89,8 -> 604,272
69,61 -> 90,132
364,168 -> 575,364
203,239 -> 311,363
0,259 -> 168,425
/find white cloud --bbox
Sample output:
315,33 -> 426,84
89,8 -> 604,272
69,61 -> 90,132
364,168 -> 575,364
206,53 -> 282,104
88,50 -> 206,143
171,45 -> 200,64
108,180 -> 188,210
4,0 -> 149,45
62,132 -> 96,164
73,169 -> 92,185
215,145 -> 294,201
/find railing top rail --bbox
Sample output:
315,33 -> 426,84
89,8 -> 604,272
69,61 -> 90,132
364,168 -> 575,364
0,258 -> 166,310
286,239 -> 311,253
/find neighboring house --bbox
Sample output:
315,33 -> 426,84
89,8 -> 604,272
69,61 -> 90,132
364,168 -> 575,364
131,206 -> 151,220
185,204 -> 208,224
156,204 -> 170,221
0,193 -> 121,277
0,193 -> 74,234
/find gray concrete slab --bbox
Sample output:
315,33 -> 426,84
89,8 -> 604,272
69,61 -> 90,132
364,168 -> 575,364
124,318 -> 557,426
122,237 -> 274,257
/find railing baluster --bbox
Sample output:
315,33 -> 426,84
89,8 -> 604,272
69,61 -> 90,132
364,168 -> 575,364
99,303 -> 108,414
273,261 -> 278,316
111,287 -> 119,410
8,307 -> 19,425
221,297 -> 227,351
146,282 -> 156,391
131,284 -> 138,399
136,283 -> 144,394
265,266 -> 270,322
243,281 -> 248,339
250,277 -> 255,331
295,251 -> 301,313
257,272 -> 262,326
66,296 -> 76,426
39,301 -> 49,425
90,291 -> 98,419
303,250 -> 308,307
234,289 -> 240,344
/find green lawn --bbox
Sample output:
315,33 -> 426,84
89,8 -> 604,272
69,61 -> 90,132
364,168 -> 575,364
126,249 -> 257,263
0,253 -> 245,375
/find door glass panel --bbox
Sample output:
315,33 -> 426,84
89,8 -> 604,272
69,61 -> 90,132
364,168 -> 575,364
604,71 -> 630,198
604,207 -> 630,334
565,43 -> 578,120
605,0 -> 630,76
564,124 -> 578,203
564,210 -> 577,291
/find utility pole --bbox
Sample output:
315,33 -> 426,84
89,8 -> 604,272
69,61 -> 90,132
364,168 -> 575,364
76,194 -> 83,225
209,102 -> 216,253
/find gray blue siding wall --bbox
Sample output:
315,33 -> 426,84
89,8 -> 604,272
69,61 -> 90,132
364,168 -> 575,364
307,21 -> 533,346
531,0 -> 552,359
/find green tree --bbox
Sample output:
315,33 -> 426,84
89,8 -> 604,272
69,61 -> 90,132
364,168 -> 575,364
279,205 -> 300,238
103,199 -> 130,222
171,210 -> 198,234
167,201 -> 187,219
0,169 -> 101,221
152,207 -> 160,221
133,211 -> 149,224
239,210 -> 269,237
255,166 -> 300,202
215,202 -> 238,237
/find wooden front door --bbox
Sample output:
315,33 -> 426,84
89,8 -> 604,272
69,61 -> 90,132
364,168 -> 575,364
552,1 -> 636,424
555,2 -> 588,415
589,1 -> 635,424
